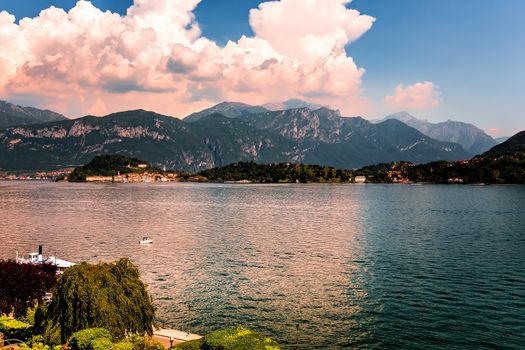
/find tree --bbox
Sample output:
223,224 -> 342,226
0,260 -> 57,317
46,258 -> 155,343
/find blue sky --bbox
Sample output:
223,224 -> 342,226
0,0 -> 523,136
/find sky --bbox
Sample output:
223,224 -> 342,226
0,0 -> 523,136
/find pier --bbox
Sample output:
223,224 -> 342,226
152,328 -> 202,348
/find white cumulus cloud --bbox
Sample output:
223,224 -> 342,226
385,82 -> 441,111
0,0 -> 375,117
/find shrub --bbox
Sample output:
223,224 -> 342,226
20,305 -> 38,326
173,327 -> 280,350
113,341 -> 134,350
0,316 -> 33,342
88,338 -> 113,350
171,339 -> 203,350
26,341 -> 50,350
69,328 -> 112,350
121,335 -> 164,350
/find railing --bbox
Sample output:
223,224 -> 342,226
1,339 -> 29,349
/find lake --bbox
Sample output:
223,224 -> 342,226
1,181 -> 524,349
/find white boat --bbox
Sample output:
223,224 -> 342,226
16,245 -> 75,274
139,237 -> 154,244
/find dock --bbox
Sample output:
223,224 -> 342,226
153,328 -> 202,348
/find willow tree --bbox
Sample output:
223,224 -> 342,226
47,258 -> 155,343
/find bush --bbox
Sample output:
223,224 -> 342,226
173,327 -> 280,350
20,305 -> 38,326
119,335 -> 164,350
0,316 -> 33,342
88,338 -> 113,350
113,341 -> 134,350
69,328 -> 112,350
172,339 -> 203,350
25,341 -> 50,350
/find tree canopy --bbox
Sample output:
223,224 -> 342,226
0,260 -> 57,317
46,258 -> 155,343
199,161 -> 353,183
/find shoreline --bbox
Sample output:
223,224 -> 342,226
2,179 -> 523,186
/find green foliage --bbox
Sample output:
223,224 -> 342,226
0,316 -> 33,341
172,340 -> 203,350
26,336 -> 51,350
0,260 -> 57,317
69,328 -> 112,350
40,318 -> 62,346
405,156 -> 525,184
88,338 -> 113,350
174,327 -> 280,350
199,161 -> 353,183
28,342 -> 50,350
113,341 -> 134,350
47,259 -> 156,343
20,305 -> 38,326
115,335 -> 163,350
69,155 -> 156,182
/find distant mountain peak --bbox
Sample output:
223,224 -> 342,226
0,100 -> 68,129
386,111 -> 428,124
262,99 -> 324,111
184,102 -> 268,123
384,111 -> 496,154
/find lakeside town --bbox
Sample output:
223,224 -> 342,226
1,151 -> 524,185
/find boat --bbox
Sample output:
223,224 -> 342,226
139,237 -> 154,244
16,245 -> 75,274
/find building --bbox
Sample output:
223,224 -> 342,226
354,176 -> 367,183
86,176 -> 114,182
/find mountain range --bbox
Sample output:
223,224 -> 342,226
0,102 -> 473,171
183,99 -> 323,123
0,100 -> 68,129
384,111 -> 497,154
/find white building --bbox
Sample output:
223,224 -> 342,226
354,176 -> 367,183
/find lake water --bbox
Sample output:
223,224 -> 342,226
1,181 -> 524,349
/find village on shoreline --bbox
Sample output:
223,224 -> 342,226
1,151 -> 524,185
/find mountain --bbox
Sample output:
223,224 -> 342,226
184,102 -> 268,122
0,107 -> 471,171
238,107 -> 471,168
495,136 -> 509,144
481,130 -> 525,157
262,99 -> 323,111
0,100 -> 68,129
384,112 -> 497,154
0,110 -> 297,171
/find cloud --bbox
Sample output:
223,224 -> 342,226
0,0 -> 374,117
385,82 -> 441,111
249,0 -> 374,62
